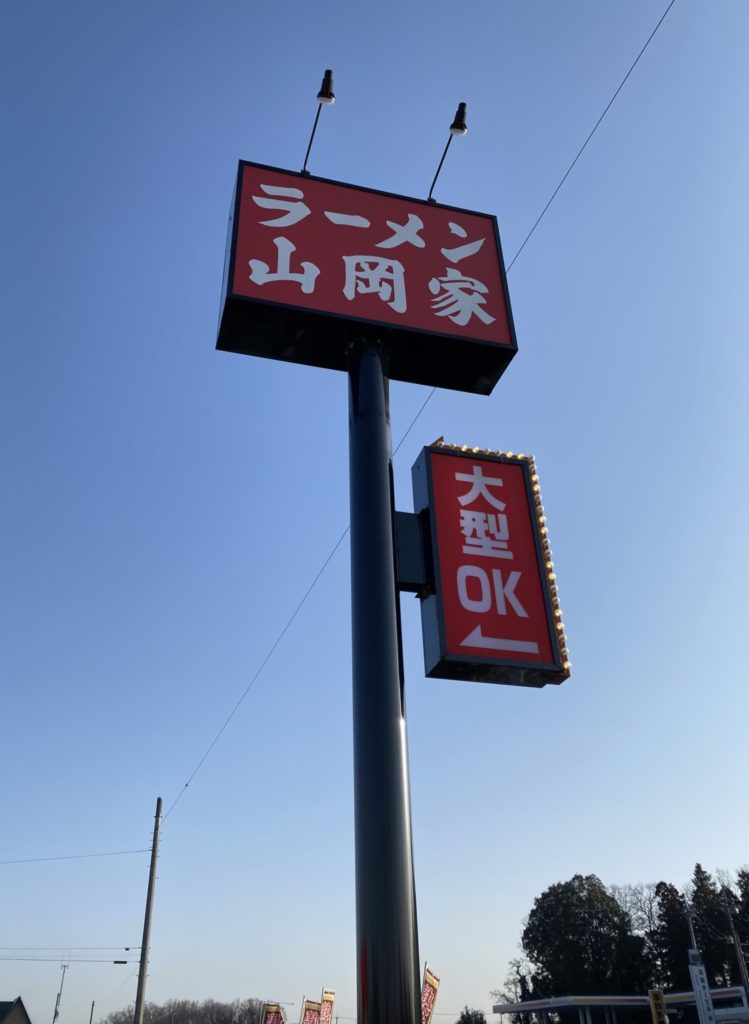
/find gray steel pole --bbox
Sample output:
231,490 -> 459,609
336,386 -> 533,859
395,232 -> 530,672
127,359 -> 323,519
724,901 -> 749,1000
685,902 -> 699,950
51,963 -> 67,1024
133,796 -> 162,1024
348,342 -> 420,1024
89,1002 -> 95,1024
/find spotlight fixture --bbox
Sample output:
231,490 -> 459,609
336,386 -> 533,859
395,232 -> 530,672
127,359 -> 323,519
427,101 -> 468,202
317,68 -> 335,104
302,69 -> 335,174
449,101 -> 468,135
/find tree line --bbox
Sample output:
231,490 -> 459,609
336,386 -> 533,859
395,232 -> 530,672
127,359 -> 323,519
102,999 -> 264,1024
496,864 -> 749,1007
99,866 -> 748,1024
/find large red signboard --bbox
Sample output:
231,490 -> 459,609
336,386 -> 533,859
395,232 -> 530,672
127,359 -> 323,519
217,161 -> 517,394
412,445 -> 570,687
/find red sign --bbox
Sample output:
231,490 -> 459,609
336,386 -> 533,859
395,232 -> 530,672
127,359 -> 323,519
318,992 -> 335,1024
217,161 -> 517,394
300,1001 -> 320,1024
412,445 -> 570,686
421,965 -> 440,1024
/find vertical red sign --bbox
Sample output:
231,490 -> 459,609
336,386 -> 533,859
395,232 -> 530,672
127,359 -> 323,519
300,1002 -> 321,1024
412,445 -> 570,687
318,992 -> 335,1024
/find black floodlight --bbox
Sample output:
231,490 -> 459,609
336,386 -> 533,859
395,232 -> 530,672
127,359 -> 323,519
449,101 -> 468,135
428,100 -> 468,201
317,68 -> 335,104
303,68 -> 336,173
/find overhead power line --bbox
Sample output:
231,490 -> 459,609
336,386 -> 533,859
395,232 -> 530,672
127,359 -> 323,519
0,946 -> 140,951
507,0 -> 677,271
162,0 -> 678,818
5,3 -> 680,851
0,849 -> 150,866
162,367 -> 450,819
163,528 -> 350,819
0,957 -> 136,964
98,966 -> 139,1005
163,2 -> 680,815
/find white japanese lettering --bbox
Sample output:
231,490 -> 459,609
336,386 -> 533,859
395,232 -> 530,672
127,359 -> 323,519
429,268 -> 495,325
324,211 -> 371,228
460,508 -> 512,559
441,221 -> 486,262
455,465 -> 505,509
440,238 -> 485,262
249,237 -> 320,294
375,213 -> 425,250
252,184 -> 311,227
342,255 -> 407,313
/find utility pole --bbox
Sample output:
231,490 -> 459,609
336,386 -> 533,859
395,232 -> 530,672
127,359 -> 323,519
724,900 -> 749,1000
89,1002 -> 95,1024
684,900 -> 717,1024
685,901 -> 699,949
133,796 -> 162,1024
51,963 -> 68,1024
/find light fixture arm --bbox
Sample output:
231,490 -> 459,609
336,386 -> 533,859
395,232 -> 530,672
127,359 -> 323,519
302,103 -> 323,175
301,69 -> 335,176
427,101 -> 467,202
427,135 -> 453,202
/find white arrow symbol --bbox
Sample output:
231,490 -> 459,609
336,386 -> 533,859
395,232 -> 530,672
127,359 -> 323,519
460,625 -> 539,654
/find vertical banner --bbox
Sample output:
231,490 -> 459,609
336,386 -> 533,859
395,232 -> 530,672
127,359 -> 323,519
319,991 -> 335,1024
261,1006 -> 286,1024
421,964 -> 440,1024
688,954 -> 717,1024
648,989 -> 668,1024
299,999 -> 321,1024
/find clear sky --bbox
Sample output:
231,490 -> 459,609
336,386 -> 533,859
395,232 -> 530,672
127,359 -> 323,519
2,1 -> 748,1022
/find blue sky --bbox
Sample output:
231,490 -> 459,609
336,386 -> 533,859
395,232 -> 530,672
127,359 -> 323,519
2,1 -> 748,1022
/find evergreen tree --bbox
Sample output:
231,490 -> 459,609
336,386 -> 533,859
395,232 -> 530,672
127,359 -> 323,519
521,874 -> 648,996
736,868 -> 749,949
690,864 -> 733,986
456,1009 -> 487,1024
650,882 -> 692,990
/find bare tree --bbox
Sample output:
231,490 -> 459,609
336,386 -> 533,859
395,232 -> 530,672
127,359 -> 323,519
609,882 -> 659,936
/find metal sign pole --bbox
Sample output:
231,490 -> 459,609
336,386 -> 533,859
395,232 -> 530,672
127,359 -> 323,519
348,341 -> 420,1024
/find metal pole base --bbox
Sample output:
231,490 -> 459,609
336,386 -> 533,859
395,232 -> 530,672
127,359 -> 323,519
349,343 -> 420,1024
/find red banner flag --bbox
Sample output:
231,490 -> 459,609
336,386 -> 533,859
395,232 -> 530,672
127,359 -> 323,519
299,999 -> 320,1024
421,964 -> 440,1024
261,1005 -> 286,1024
319,991 -> 335,1024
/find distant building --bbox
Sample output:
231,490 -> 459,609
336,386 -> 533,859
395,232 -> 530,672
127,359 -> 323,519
0,998 -> 33,1024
